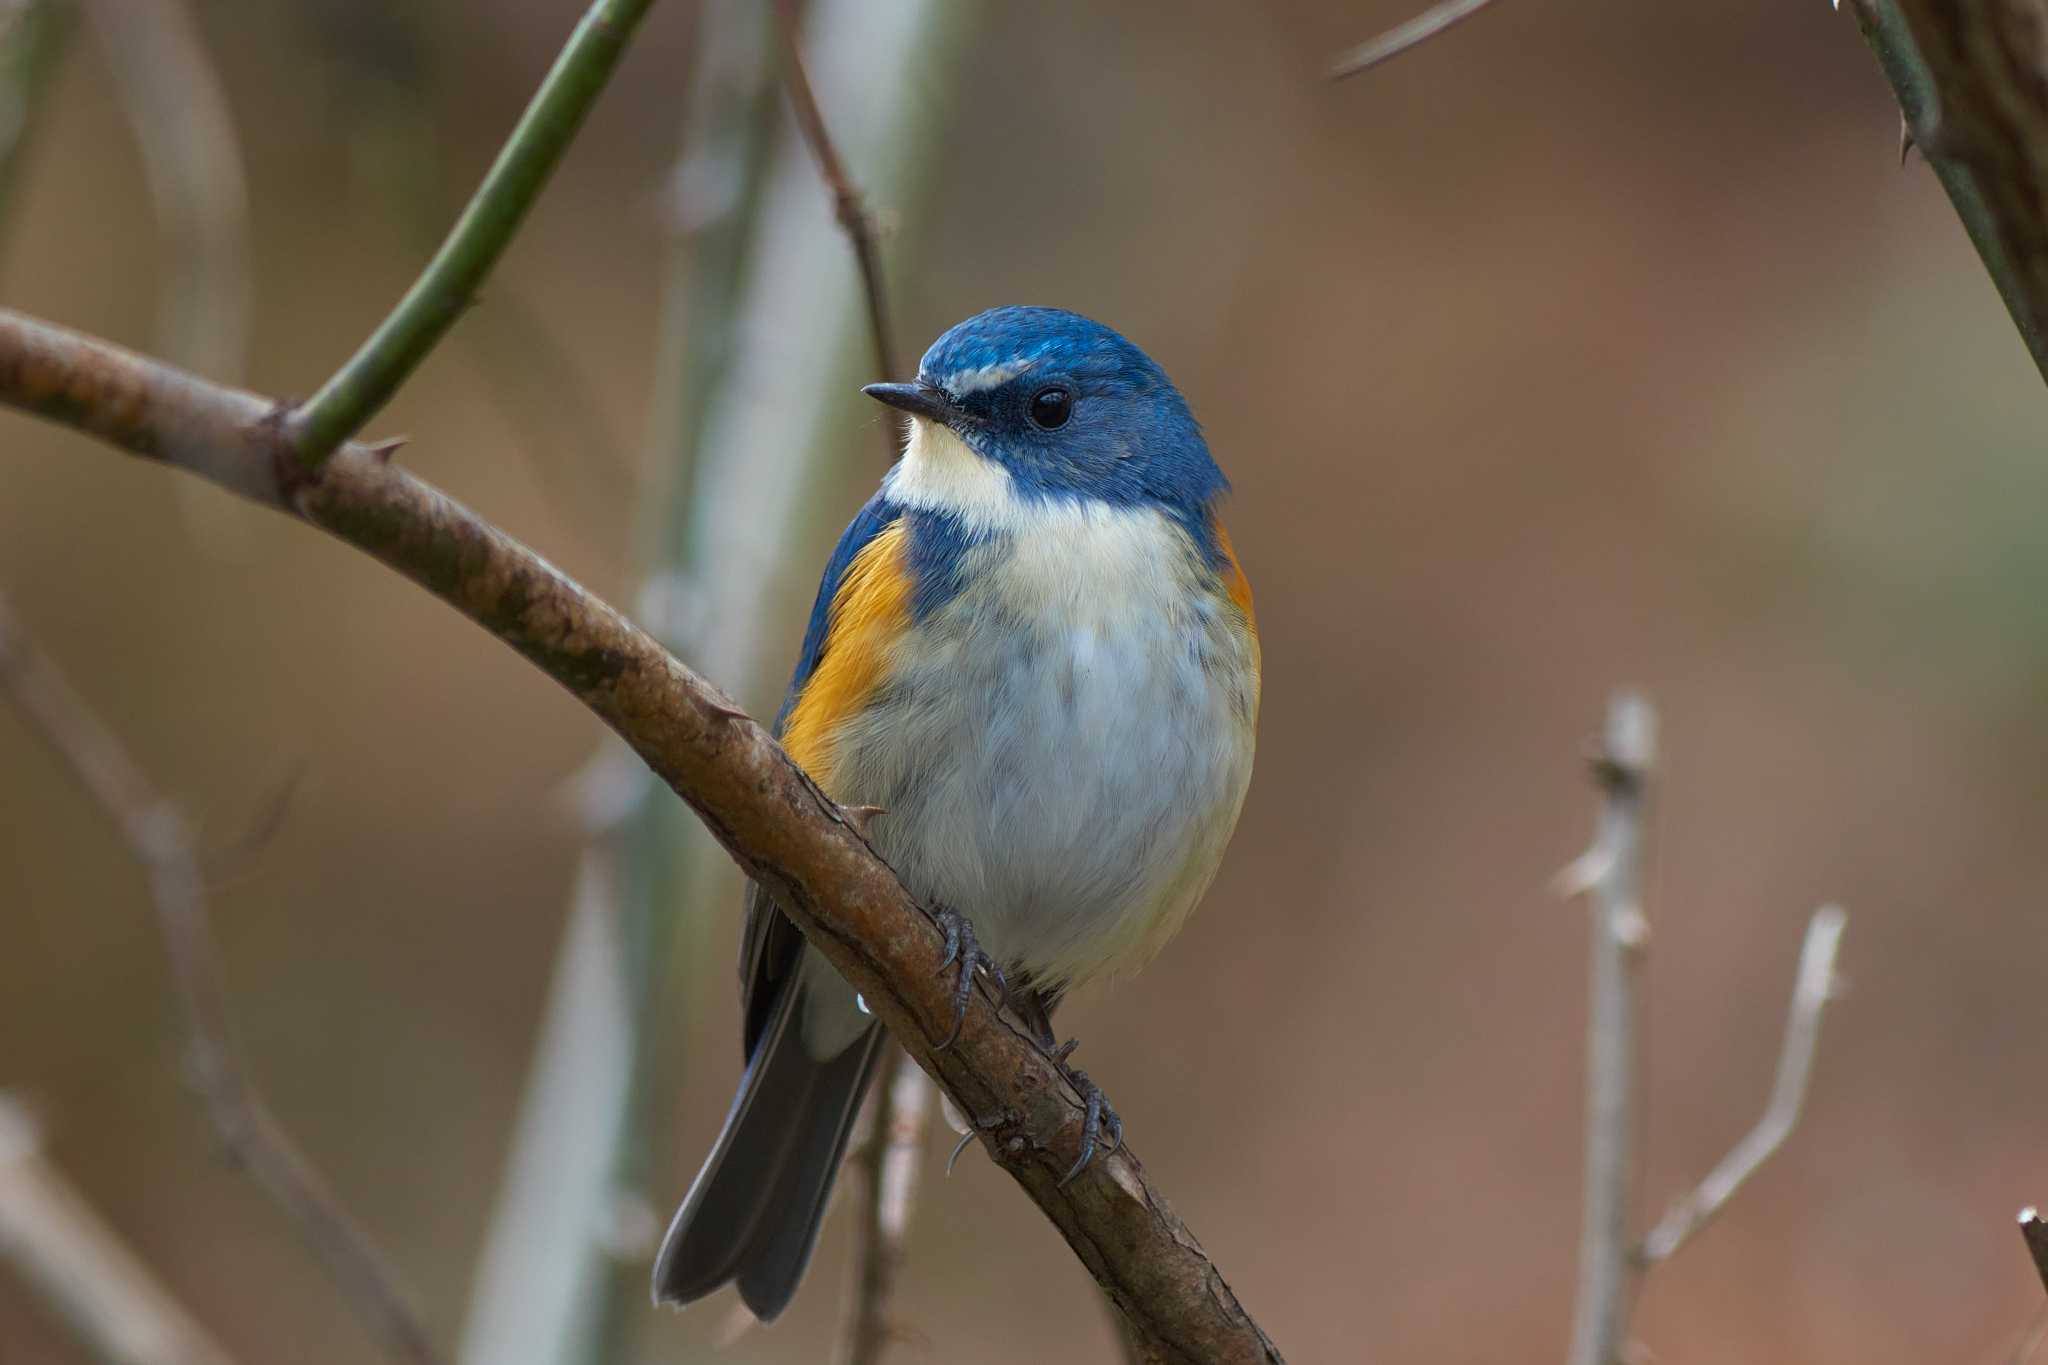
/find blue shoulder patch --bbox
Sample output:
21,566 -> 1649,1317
902,507 -> 983,620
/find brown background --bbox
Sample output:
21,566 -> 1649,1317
3,1 -> 2044,1361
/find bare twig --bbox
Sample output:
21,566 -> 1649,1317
80,0 -> 250,383
0,599 -> 441,1365
1329,0 -> 1503,79
834,1046 -> 934,1365
0,1094 -> 240,1365
1563,691 -> 1655,1365
772,0 -> 903,388
1636,905 -> 1848,1265
0,305 -> 1283,1361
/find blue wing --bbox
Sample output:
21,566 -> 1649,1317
771,492 -> 904,737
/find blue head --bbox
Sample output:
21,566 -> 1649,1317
863,307 -> 1227,522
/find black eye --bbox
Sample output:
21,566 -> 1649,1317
1028,386 -> 1072,430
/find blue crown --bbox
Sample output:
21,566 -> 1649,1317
913,307 -> 1228,529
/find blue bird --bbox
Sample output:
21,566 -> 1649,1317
652,306 -> 1261,1320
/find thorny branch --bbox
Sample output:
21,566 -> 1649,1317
0,309 -> 1284,1365
1845,0 -> 2048,385
0,599 -> 442,1365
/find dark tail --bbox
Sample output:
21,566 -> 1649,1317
651,985 -> 884,1321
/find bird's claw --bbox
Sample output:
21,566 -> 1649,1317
931,905 -> 1005,1050
1052,1044 -> 1123,1185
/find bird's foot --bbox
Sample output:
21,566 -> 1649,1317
1050,1039 -> 1123,1185
931,904 -> 1006,1050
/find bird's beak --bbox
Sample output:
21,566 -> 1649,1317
862,381 -> 954,424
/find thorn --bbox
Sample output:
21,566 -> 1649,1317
363,435 -> 408,464
944,1129 -> 976,1175
841,803 -> 885,836
702,696 -> 751,725
1899,111 -> 1916,166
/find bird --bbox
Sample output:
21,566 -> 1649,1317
651,305 -> 1260,1322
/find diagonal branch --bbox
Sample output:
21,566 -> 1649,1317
0,596 -> 442,1365
0,308 -> 1285,1365
1845,0 -> 2048,386
1636,905 -> 1848,1266
285,0 -> 657,465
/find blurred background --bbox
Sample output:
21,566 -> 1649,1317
2,0 -> 2044,1361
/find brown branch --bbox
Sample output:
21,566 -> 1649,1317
0,308 -> 1285,1365
0,595 -> 441,1365
0,1094 -> 241,1365
1329,0 -> 1504,79
771,0 -> 903,387
1846,0 -> 2048,384
834,1045 -> 933,1365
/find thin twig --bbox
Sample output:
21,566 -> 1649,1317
0,305 -> 1285,1362
0,600 -> 442,1365
80,0 -> 250,383
1563,692 -> 1656,1365
834,1046 -> 934,1365
771,0 -> 902,387
0,1094 -> 241,1365
1636,905 -> 1848,1265
1329,0 -> 1504,79
286,0 -> 657,464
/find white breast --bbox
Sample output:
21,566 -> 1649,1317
828,486 -> 1259,993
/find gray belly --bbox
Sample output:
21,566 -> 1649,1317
825,589 -> 1255,991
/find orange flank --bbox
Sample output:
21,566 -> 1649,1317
1212,517 -> 1257,634
780,520 -> 913,792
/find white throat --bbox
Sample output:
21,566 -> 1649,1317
883,419 -> 1016,531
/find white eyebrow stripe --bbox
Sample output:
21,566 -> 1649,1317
938,359 -> 1034,395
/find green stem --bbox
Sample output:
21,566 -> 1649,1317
287,0 -> 656,464
1852,0 -> 2048,385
